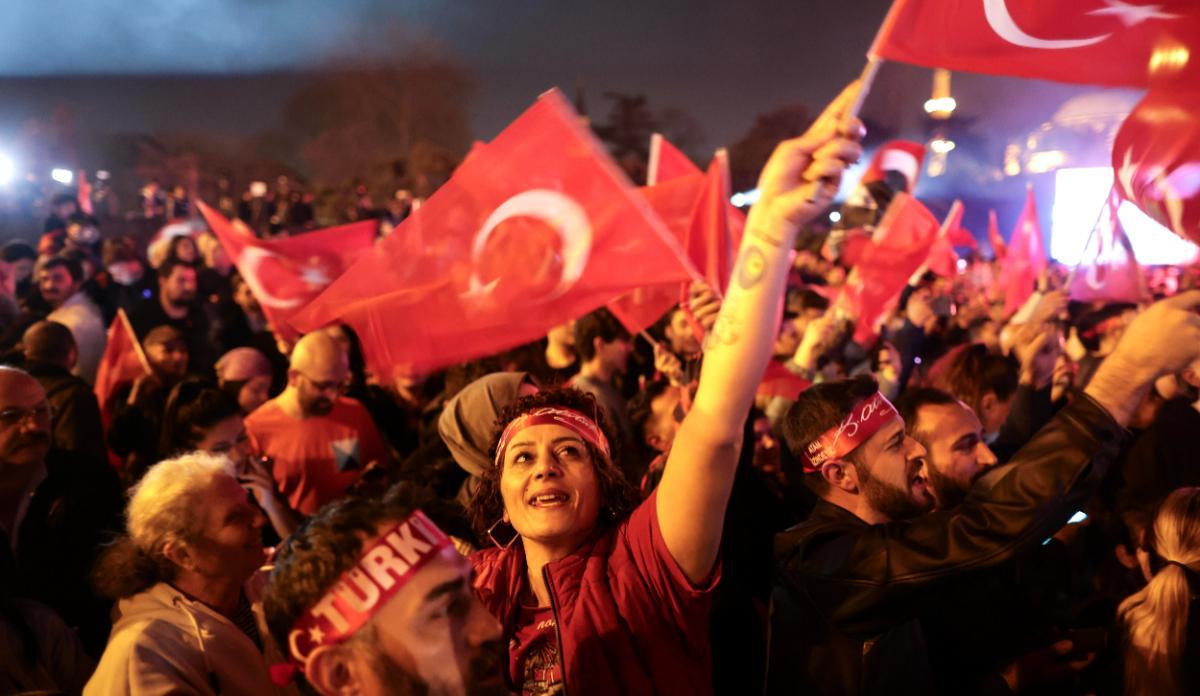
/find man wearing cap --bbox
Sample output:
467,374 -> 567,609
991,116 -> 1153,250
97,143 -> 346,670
764,292 -> 1200,694
262,490 -> 507,695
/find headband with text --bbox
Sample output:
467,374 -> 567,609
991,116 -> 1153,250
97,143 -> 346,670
801,392 -> 897,473
494,406 -> 611,467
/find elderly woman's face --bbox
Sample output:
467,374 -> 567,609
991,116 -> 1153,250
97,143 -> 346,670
499,423 -> 600,551
184,473 -> 265,583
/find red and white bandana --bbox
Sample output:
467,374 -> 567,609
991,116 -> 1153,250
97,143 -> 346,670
494,406 -> 611,467
801,392 -> 897,473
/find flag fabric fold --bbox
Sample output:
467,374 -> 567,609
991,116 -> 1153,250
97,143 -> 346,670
291,89 -> 697,378
94,309 -> 151,420
835,193 -> 942,344
987,208 -> 1007,260
871,0 -> 1199,88
999,186 -> 1048,315
199,202 -> 378,342
1069,192 -> 1150,303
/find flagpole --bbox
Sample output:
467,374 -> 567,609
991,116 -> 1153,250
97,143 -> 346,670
1064,184 -> 1116,289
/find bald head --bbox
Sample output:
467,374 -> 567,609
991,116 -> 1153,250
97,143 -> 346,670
23,321 -> 76,369
288,331 -> 349,417
0,366 -> 51,473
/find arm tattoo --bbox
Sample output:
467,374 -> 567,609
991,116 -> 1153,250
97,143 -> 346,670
736,247 -> 767,289
703,296 -> 741,351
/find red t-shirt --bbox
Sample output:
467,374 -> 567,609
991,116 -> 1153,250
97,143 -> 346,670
245,396 -> 387,515
510,604 -> 564,695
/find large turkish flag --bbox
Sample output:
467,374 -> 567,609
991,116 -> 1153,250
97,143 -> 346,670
291,89 -> 695,377
199,203 -> 378,342
872,0 -> 1199,87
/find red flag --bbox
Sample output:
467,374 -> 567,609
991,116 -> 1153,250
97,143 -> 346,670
199,202 -> 377,342
1069,192 -> 1150,303
987,208 -> 1008,260
999,186 -> 1049,315
77,171 -> 94,216
758,360 -> 812,400
291,89 -> 695,377
943,199 -> 978,249
835,193 -> 942,344
647,133 -> 699,185
94,309 -> 151,420
924,203 -> 964,279
871,0 -> 1198,88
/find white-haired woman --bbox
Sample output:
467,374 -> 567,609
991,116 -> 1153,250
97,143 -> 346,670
86,452 -> 288,695
1118,487 -> 1200,695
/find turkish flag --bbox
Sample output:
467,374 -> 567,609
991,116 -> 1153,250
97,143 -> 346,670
94,309 -> 151,424
872,0 -> 1199,87
835,193 -> 941,344
943,200 -> 978,249
647,133 -> 699,185
758,360 -> 812,400
999,187 -> 1048,315
1069,192 -> 1150,303
290,89 -> 695,377
988,208 -> 1008,260
199,202 -> 377,342
609,143 -> 746,333
922,200 -> 964,278
77,172 -> 94,216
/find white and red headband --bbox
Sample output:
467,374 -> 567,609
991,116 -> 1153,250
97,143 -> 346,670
801,392 -> 898,473
494,406 -> 611,467
277,511 -> 452,680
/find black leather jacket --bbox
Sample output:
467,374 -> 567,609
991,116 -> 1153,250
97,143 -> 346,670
764,393 -> 1126,695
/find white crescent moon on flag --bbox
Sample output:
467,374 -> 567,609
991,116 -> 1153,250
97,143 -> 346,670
983,0 -> 1111,49
239,246 -> 304,309
466,189 -> 593,299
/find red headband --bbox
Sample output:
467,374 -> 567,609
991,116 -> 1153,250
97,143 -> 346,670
284,511 -> 452,672
495,406 -> 611,467
801,392 -> 897,473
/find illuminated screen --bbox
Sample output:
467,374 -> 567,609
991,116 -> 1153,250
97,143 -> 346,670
1051,167 -> 1198,266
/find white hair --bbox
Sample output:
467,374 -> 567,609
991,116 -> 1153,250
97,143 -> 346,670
127,451 -> 235,556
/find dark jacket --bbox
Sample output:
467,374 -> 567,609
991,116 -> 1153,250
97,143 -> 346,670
25,361 -> 106,464
765,393 -> 1125,695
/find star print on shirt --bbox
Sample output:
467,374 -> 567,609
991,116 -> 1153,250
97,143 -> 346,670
332,437 -> 362,472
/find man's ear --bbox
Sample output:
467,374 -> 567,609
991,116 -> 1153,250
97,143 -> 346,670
979,392 -> 998,418
820,458 -> 860,494
306,644 -> 370,696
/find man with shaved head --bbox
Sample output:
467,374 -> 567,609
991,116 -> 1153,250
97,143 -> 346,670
244,330 -> 388,515
0,366 -> 122,656
22,320 -> 105,462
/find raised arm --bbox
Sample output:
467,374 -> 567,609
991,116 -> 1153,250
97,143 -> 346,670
657,84 -> 864,583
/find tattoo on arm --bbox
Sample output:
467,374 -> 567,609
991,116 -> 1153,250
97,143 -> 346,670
703,297 -> 741,351
736,247 -> 767,289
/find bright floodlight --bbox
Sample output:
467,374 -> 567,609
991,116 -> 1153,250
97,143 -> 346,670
0,154 -> 14,186
50,168 -> 73,185
829,210 -> 842,223
1051,167 -> 1198,266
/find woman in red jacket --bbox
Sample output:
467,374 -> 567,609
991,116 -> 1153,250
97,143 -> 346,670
468,83 -> 864,695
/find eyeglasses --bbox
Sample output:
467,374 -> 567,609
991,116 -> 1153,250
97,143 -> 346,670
0,403 -> 54,428
296,371 -> 350,395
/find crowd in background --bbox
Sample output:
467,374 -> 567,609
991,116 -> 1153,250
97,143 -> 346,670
3,87 -> 1200,696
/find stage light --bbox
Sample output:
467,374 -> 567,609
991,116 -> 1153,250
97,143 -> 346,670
924,69 -> 956,120
1050,167 -> 1198,266
829,211 -> 842,223
50,168 -> 73,185
0,154 -> 14,186
1026,150 -> 1066,174
956,258 -> 968,272
929,138 -> 956,154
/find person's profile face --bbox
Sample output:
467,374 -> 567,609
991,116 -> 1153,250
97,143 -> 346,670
914,402 -> 997,510
353,548 -> 507,696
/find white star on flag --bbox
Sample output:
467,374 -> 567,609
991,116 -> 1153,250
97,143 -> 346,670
309,626 -> 325,643
1088,0 -> 1180,28
300,265 -> 331,287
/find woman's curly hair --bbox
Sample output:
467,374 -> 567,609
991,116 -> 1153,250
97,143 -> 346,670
468,387 -> 641,541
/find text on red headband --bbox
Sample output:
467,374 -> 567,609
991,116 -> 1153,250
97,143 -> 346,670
801,392 -> 897,473
494,406 -> 611,467
287,510 -> 452,667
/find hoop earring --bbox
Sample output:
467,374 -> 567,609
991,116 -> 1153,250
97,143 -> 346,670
486,518 -> 519,549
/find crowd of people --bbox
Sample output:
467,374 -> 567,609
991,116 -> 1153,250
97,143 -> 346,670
2,84 -> 1200,696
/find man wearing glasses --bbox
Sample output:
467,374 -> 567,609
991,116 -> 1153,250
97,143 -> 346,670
0,366 -> 122,657
244,331 -> 388,516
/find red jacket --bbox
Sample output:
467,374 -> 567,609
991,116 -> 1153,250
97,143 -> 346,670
472,491 -> 718,695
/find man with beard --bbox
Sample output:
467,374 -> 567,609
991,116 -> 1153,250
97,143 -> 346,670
0,367 -> 122,656
129,258 -> 216,373
263,490 -> 508,696
764,292 -> 1200,695
245,331 -> 387,515
895,387 -> 998,511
